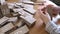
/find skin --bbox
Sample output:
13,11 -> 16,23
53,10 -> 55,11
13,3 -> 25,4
38,9 -> 51,24
47,5 -> 60,17
42,5 -> 60,17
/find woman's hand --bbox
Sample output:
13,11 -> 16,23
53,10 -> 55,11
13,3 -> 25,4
42,4 -> 60,18
38,9 -> 51,24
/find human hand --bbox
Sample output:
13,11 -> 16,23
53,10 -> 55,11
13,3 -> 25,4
38,9 -> 51,24
46,5 -> 60,17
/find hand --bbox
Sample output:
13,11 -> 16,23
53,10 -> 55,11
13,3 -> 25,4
46,5 -> 60,17
38,9 -> 51,24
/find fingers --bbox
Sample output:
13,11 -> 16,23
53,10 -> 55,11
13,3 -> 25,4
38,10 -> 46,18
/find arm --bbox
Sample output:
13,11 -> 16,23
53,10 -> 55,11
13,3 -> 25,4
46,21 -> 60,34
45,21 -> 57,33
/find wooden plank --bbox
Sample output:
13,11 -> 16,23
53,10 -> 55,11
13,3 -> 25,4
0,23 -> 14,33
7,3 -> 15,9
23,4 -> 36,14
18,8 -> 33,17
8,17 -> 18,23
10,25 -> 29,34
0,16 -> 9,25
